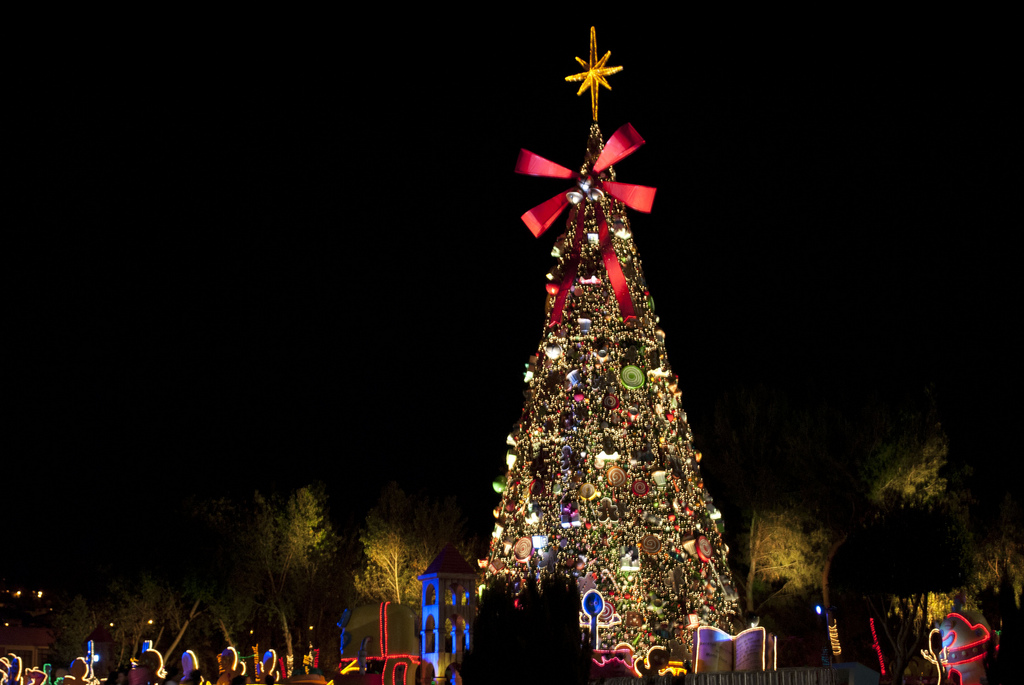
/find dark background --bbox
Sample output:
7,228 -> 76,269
8,19 -> 1017,588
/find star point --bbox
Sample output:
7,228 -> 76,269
565,27 -> 622,121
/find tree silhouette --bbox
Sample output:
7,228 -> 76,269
461,574 -> 591,685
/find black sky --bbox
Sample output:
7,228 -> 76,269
8,20 -> 1018,588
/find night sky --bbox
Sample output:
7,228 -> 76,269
8,21 -> 1017,588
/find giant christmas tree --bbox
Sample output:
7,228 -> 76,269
486,28 -> 740,670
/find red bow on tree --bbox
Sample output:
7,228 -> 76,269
514,122 -> 656,237
515,123 -> 657,326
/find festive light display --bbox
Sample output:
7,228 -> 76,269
54,659 -> 93,685
216,646 -> 245,685
1,654 -> 22,685
138,641 -> 167,679
23,666 -> 47,685
260,649 -> 277,680
869,618 -> 886,676
487,60 -> 739,665
921,628 -> 944,684
828,621 -> 841,657
338,602 -> 420,685
937,611 -> 995,685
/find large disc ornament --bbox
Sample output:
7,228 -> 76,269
606,466 -> 627,488
513,537 -> 534,562
602,393 -> 619,409
620,365 -> 645,389
579,483 -> 597,500
696,535 -> 713,563
641,534 -> 662,554
631,479 -> 650,496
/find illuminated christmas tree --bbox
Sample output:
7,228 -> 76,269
486,28 -> 740,672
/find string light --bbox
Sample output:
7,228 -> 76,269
829,620 -> 841,657
869,618 -> 886,675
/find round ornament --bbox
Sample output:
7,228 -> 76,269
513,537 -> 534,562
598,599 -> 615,623
632,479 -> 650,497
602,393 -> 619,409
641,534 -> 662,555
620,365 -> 645,389
545,343 -> 562,360
606,466 -> 627,488
696,535 -> 713,563
578,483 -> 597,500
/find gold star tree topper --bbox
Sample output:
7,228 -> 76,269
565,27 -> 623,121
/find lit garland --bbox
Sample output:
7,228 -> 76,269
921,628 -> 944,684
828,620 -> 841,657
869,618 -> 886,676
487,118 -> 740,665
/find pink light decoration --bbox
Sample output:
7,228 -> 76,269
869,618 -> 886,675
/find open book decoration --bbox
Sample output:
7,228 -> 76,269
694,626 -> 778,672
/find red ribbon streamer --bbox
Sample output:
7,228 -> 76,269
548,211 -> 585,327
596,206 -> 635,321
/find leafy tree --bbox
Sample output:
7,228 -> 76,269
786,390 -> 953,619
354,482 -> 415,605
244,483 -> 339,664
974,493 -> 1024,602
461,574 -> 591,685
705,385 -> 959,666
353,482 -> 472,607
51,595 -> 95,667
832,502 -> 972,685
705,386 -> 823,616
103,575 -> 173,667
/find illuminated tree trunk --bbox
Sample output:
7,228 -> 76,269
745,514 -> 759,615
279,607 -> 294,668
162,599 -> 201,663
821,534 -> 846,611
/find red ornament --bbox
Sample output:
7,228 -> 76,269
696,535 -> 713,563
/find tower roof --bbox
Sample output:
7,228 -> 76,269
419,542 -> 476,578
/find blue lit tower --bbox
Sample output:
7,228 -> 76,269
418,543 -> 478,683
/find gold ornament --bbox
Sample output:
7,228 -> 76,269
565,26 -> 623,121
